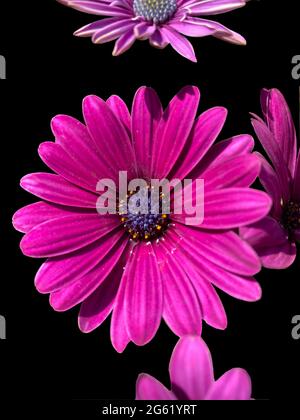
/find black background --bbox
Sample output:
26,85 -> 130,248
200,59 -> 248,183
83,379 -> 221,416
1,0 -> 300,412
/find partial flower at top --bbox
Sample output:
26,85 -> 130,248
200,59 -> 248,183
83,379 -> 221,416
240,89 -> 300,269
13,86 -> 271,352
136,336 -> 253,400
58,0 -> 249,62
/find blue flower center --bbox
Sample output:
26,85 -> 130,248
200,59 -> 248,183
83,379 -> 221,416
133,0 -> 177,23
119,187 -> 170,241
282,201 -> 300,233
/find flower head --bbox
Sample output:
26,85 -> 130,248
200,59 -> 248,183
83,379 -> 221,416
13,86 -> 271,351
58,0 -> 249,62
240,89 -> 300,269
136,336 -> 253,400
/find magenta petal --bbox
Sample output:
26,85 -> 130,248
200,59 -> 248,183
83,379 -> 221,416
174,225 -> 260,276
184,0 -> 246,15
170,18 -> 217,37
255,152 -> 283,218
124,243 -> 163,346
170,337 -> 214,400
191,134 -> 254,178
92,19 -> 136,44
197,257 -> 262,302
171,242 -> 227,329
132,87 -> 163,178
59,1 -> 132,17
259,242 -> 297,270
261,89 -> 297,177
292,152 -> 300,202
49,237 -> 128,311
160,27 -> 197,62
112,28 -> 136,56
152,86 -> 200,178
21,173 -> 98,208
206,368 -> 252,400
51,115 -> 109,186
83,94 -> 137,179
12,202 -> 74,233
156,239 -> 202,337
170,107 -> 227,180
78,260 -> 124,333
252,118 -> 291,197
136,374 -> 176,400
110,272 -> 131,353
20,214 -> 118,258
106,95 -> 131,133
203,153 -> 261,190
35,230 -> 124,293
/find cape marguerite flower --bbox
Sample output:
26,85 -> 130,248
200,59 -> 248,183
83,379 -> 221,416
58,0 -> 249,62
241,89 -> 300,269
13,86 -> 271,351
136,336 -> 253,400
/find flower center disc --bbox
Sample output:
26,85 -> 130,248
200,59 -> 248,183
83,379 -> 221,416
282,201 -> 300,232
119,187 -> 170,241
133,0 -> 177,23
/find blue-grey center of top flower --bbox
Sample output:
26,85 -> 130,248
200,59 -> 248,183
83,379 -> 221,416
133,0 -> 177,24
282,201 -> 300,234
119,187 -> 170,241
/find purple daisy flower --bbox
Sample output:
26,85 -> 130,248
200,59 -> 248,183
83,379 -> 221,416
136,336 -> 253,400
58,0 -> 249,62
240,89 -> 299,269
13,86 -> 271,352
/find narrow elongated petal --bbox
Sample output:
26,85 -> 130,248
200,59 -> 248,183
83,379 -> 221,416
156,239 -> 202,337
20,214 -> 118,258
132,87 -> 163,178
173,225 -> 261,276
160,27 -> 197,62
35,230 -> 124,293
124,243 -> 163,346
110,272 -> 131,353
58,1 -> 132,16
78,260 -> 125,333
191,134 -> 254,178
170,107 -> 227,180
112,28 -> 136,55
174,188 -> 272,229
13,202 -> 75,233
136,374 -> 176,400
106,95 -> 131,133
260,89 -> 297,176
203,153 -> 261,190
83,95 -> 137,179
184,0 -> 247,15
169,337 -> 214,400
152,86 -> 200,178
206,368 -> 252,400
21,173 -> 98,208
49,237 -> 127,311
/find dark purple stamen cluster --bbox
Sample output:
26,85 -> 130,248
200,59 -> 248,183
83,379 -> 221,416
282,201 -> 300,233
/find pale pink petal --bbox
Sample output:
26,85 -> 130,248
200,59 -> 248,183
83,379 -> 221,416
206,368 -> 252,400
184,0 -> 247,15
112,28 -> 136,55
136,374 -> 176,400
170,336 -> 214,400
